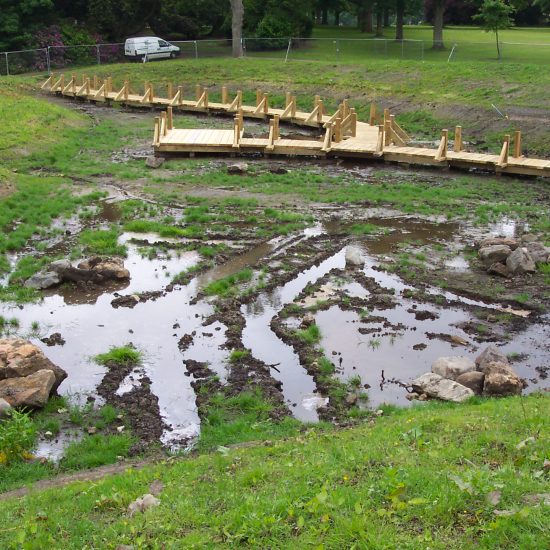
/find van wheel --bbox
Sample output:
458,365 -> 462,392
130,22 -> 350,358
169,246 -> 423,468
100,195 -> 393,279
170,52 -> 176,59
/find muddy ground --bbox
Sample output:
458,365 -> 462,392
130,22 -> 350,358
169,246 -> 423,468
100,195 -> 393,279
2,99 -> 549,457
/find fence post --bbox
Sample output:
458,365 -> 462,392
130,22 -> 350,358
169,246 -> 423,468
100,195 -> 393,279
4,52 -> 8,76
46,47 -> 51,75
96,45 -> 101,65
284,39 -> 292,63
194,41 -> 198,59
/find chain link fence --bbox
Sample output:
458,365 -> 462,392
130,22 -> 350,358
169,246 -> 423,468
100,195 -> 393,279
1,36 -> 550,76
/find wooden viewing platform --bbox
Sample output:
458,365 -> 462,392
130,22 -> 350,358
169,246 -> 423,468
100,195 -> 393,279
42,74 -> 550,178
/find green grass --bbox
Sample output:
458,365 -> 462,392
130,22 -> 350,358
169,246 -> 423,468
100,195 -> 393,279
94,346 -> 142,366
203,268 -> 254,297
78,228 -> 127,257
296,324 -> 322,344
62,433 -> 135,470
0,395 -> 547,548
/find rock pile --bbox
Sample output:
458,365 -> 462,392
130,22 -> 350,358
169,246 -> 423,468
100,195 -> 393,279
25,257 -> 130,290
0,338 -> 67,408
410,345 -> 524,403
476,234 -> 549,278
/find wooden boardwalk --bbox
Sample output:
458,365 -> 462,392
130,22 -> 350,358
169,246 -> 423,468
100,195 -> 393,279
42,74 -> 550,178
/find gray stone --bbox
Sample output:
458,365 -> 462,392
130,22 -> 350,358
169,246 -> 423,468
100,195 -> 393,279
483,361 -> 523,396
520,234 -> 538,244
456,371 -> 485,395
0,338 -> 67,391
475,345 -> 509,373
0,397 -> 12,418
431,356 -> 476,381
478,245 -> 512,267
526,242 -> 550,264
76,257 -> 130,280
506,247 -> 536,274
0,369 -> 56,408
145,156 -> 164,169
345,246 -> 364,267
49,259 -> 72,273
411,372 -> 474,403
24,271 -> 61,289
478,237 -> 519,251
487,262 -> 510,278
227,162 -> 248,175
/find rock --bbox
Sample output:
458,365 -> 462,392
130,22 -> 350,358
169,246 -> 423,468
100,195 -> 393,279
0,369 -> 56,408
145,156 -> 164,169
411,372 -> 474,403
506,247 -> 536,275
475,345 -> 509,373
0,338 -> 67,391
483,361 -> 523,396
24,271 -> 62,289
270,166 -> 288,174
40,333 -> 66,347
128,494 -> 160,516
478,245 -> 512,267
478,237 -> 519,250
525,242 -> 550,264
345,245 -> 363,267
431,356 -> 476,381
227,162 -> 248,175
456,371 -> 485,395
487,262 -> 510,278
299,314 -> 316,329
49,259 -> 72,273
520,233 -> 538,244
345,393 -> 358,405
0,397 -> 12,418
77,257 -> 130,280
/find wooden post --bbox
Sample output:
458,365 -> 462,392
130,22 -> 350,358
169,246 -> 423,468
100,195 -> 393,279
71,74 -> 76,94
273,114 -> 280,140
103,79 -> 108,98
342,99 -> 349,118
350,108 -> 357,137
384,117 -> 391,146
513,130 -> 522,158
237,109 -> 244,133
498,134 -> 510,167
233,117 -> 241,148
221,86 -> 228,104
85,78 -> 90,95
263,93 -> 269,114
161,111 -> 167,136
195,84 -> 201,100
153,116 -> 160,146
149,83 -> 154,102
167,82 -> 173,100
435,129 -> 448,161
376,124 -> 384,155
93,75 -> 99,90
167,107 -> 173,130
204,87 -> 209,108
334,117 -> 343,142
178,85 -> 184,105
322,122 -> 333,152
256,89 -> 262,106
369,103 -> 377,126
124,80 -> 129,101
107,77 -> 112,94
454,125 -> 462,152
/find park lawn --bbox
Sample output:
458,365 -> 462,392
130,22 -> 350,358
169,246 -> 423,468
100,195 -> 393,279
0,395 -> 548,548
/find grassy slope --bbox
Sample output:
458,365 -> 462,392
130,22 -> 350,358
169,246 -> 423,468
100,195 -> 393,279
0,395 -> 548,548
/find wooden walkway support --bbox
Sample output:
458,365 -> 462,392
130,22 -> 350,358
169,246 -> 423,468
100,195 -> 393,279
41,73 -> 550,178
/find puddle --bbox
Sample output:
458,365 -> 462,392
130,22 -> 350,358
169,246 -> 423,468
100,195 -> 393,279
116,368 -> 147,396
35,430 -> 83,463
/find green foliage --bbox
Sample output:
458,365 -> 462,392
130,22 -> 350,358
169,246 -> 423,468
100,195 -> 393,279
94,346 -> 142,366
203,269 -> 253,297
61,433 -> 135,470
229,349 -> 249,363
296,324 -> 322,344
0,409 -> 37,464
79,229 -> 127,256
474,0 -> 516,58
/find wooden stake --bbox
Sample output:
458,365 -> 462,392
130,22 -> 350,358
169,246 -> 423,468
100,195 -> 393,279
369,103 -> 377,126
376,125 -> 384,155
454,125 -> 462,152
221,86 -> 228,104
273,114 -> 280,140
513,130 -> 522,158
195,84 -> 201,100
384,117 -> 392,146
178,86 -> 184,105
153,116 -> 160,146
167,82 -> 173,100
435,129 -> 448,161
256,89 -> 262,106
334,117 -> 343,142
167,107 -> 173,130
161,111 -> 167,136
498,134 -> 510,167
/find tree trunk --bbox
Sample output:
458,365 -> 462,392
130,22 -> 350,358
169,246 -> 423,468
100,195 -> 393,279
432,1 -> 445,50
375,7 -> 383,37
322,8 -> 328,25
384,8 -> 390,27
395,0 -> 404,40
365,7 -> 373,33
230,0 -> 244,58
335,11 -> 341,26
496,28 -> 500,60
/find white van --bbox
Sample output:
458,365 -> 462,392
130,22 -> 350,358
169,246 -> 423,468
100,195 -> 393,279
124,37 -> 180,61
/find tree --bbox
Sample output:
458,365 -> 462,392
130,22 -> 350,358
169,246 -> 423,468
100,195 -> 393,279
432,0 -> 446,49
473,0 -> 515,59
230,0 -> 244,57
0,0 -> 54,50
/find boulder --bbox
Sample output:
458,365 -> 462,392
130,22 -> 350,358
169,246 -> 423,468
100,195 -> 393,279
478,245 -> 511,267
0,338 -> 67,391
49,259 -> 72,273
525,242 -> 550,264
77,257 -> 130,280
475,345 -> 509,373
456,371 -> 485,395
520,234 -> 538,244
478,237 -> 519,251
411,372 -> 474,403
431,356 -> 476,381
227,162 -> 248,175
506,247 -> 536,275
345,245 -> 364,267
0,397 -> 12,418
483,361 -> 523,396
145,156 -> 164,169
487,262 -> 510,278
24,271 -> 61,290
0,369 -> 56,408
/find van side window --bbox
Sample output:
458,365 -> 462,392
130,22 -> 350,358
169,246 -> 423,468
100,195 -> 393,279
159,40 -> 169,47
